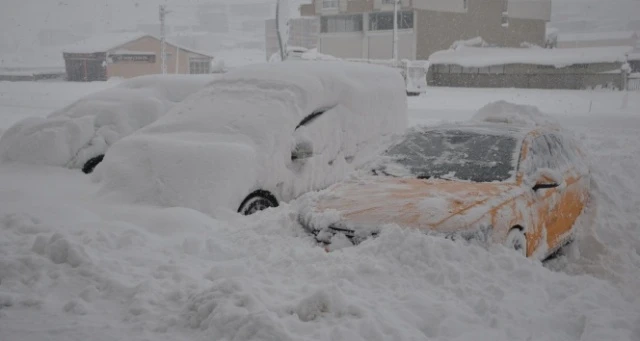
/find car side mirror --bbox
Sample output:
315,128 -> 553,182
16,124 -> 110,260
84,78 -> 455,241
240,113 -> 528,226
291,140 -> 313,161
532,181 -> 559,191
530,168 -> 561,191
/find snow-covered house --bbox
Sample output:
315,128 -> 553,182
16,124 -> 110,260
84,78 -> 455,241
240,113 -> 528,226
62,32 -> 214,82
428,46 -> 633,90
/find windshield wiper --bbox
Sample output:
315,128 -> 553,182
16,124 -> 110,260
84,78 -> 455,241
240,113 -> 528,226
372,168 -> 396,177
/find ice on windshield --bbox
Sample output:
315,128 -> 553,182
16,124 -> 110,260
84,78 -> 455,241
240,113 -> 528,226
379,128 -> 519,182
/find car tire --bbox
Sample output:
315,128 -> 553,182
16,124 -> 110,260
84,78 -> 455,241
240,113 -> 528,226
82,154 -> 105,174
505,228 -> 527,257
237,190 -> 279,216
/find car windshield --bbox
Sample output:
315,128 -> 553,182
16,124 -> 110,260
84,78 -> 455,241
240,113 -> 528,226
376,128 -> 519,182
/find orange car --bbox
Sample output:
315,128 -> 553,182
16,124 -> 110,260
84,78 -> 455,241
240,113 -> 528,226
299,120 -> 591,260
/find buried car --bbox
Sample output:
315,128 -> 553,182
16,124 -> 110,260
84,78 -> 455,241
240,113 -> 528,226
0,74 -> 216,173
95,61 -> 407,216
299,102 -> 591,260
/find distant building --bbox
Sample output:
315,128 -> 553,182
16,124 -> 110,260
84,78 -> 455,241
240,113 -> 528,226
629,48 -> 640,73
62,32 -> 214,81
265,17 -> 320,60
557,31 -> 639,49
300,0 -> 552,60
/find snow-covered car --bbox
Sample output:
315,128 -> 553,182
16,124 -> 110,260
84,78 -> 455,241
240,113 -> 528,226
299,101 -> 591,260
0,74 -> 217,173
96,61 -> 408,216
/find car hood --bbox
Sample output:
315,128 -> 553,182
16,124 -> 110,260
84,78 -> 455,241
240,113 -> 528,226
311,176 -> 522,233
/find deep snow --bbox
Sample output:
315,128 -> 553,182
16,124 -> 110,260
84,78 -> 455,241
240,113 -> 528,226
0,82 -> 639,341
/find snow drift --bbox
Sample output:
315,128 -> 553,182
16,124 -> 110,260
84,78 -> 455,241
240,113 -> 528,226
0,82 -> 639,341
0,74 -> 216,170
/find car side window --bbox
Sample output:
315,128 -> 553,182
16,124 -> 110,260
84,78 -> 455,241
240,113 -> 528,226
525,135 -> 553,178
544,134 -> 572,172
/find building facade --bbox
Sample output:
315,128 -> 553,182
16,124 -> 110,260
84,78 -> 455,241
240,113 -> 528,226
265,17 -> 320,60
300,0 -> 551,60
62,32 -> 214,81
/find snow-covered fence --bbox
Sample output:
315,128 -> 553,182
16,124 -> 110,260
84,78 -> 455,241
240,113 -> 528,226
628,74 -> 640,91
428,46 -> 631,90
428,70 -> 625,90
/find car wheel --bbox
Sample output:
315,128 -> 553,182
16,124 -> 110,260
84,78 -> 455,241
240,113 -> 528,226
237,190 -> 279,216
82,154 -> 105,174
505,228 -> 527,257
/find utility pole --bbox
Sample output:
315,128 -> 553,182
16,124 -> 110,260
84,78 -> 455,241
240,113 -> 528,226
159,5 -> 168,75
392,0 -> 399,65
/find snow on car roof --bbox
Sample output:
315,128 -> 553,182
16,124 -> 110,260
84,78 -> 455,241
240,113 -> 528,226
471,101 -> 561,128
184,61 -> 405,123
424,101 -> 562,139
429,46 -> 633,68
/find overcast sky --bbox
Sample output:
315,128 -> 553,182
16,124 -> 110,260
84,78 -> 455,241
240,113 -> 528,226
0,0 -> 638,54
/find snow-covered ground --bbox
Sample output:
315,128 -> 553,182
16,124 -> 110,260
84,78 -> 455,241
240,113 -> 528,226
1,82 -> 639,341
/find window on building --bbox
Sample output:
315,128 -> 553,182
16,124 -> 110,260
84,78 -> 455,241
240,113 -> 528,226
322,0 -> 338,9
463,0 -> 468,10
369,11 -> 413,31
501,14 -> 509,27
189,58 -> 211,74
321,14 -> 363,33
501,0 -> 509,27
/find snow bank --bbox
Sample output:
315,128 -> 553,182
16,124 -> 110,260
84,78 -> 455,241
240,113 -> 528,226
1,83 -> 640,341
0,74 -> 215,169
429,46 -> 633,68
97,62 -> 407,215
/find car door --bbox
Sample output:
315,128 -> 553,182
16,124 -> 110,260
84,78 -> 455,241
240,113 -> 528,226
523,134 -> 565,252
289,106 -> 347,198
544,133 -> 588,245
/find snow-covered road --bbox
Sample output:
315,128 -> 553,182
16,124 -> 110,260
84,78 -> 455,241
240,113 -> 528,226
0,82 -> 639,341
